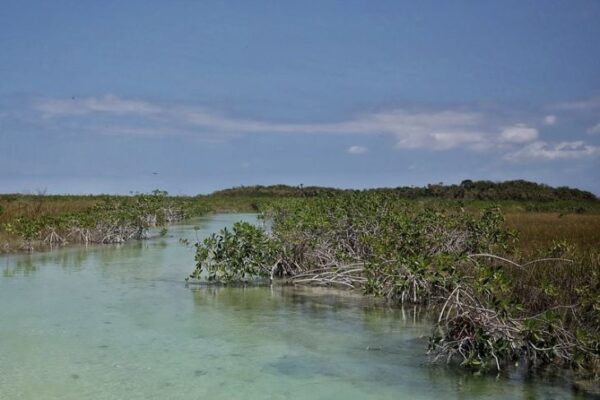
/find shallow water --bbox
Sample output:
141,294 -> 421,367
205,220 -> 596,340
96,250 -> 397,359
0,214 -> 586,399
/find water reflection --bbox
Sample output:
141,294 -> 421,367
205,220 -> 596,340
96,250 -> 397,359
2,248 -> 93,276
2,254 -> 38,277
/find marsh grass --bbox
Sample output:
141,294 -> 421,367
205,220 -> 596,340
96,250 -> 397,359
0,193 -> 214,252
0,193 -> 271,252
0,194 -> 99,226
506,212 -> 600,252
503,213 -> 599,322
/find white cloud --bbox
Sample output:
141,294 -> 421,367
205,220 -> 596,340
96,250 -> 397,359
347,145 -> 368,155
23,95 -> 600,164
588,123 -> 600,135
30,96 -> 493,150
499,124 -> 538,143
504,141 -> 600,162
371,110 -> 486,150
543,115 -> 557,125
181,108 -> 488,151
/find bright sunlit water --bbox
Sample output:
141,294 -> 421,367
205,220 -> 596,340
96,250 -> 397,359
0,214 -> 586,399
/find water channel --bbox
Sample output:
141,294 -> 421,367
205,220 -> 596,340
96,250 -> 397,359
0,214 -> 585,399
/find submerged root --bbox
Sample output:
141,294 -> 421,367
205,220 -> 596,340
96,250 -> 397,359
287,263 -> 366,289
429,285 -> 589,372
43,228 -> 66,246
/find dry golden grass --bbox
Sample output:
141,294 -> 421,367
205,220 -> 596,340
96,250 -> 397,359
503,212 -> 599,329
506,212 -> 600,252
0,195 -> 99,225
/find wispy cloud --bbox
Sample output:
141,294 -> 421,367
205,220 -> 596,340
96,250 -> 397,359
34,95 -> 162,117
504,141 -> 600,162
551,97 -> 600,112
588,123 -> 600,135
10,95 -> 600,164
499,124 -> 538,143
28,96 -> 494,150
347,145 -> 368,155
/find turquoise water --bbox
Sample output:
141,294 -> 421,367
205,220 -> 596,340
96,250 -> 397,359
0,214 -> 585,399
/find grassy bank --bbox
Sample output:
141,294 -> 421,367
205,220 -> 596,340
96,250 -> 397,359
0,191 -> 281,252
0,192 -> 208,252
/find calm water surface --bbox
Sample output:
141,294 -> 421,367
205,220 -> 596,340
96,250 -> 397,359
0,214 -> 585,399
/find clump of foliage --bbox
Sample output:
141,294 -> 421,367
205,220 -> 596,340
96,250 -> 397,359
188,222 -> 280,283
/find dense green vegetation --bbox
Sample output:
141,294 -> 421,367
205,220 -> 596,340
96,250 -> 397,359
215,179 -> 598,202
2,179 -> 599,253
190,191 -> 599,382
189,221 -> 281,283
214,180 -> 600,214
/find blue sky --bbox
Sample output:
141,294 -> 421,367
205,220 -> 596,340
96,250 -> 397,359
1,1 -> 599,194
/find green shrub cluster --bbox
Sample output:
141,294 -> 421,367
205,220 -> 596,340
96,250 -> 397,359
188,222 -> 280,283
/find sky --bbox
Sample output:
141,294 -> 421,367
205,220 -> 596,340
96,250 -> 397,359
1,1 -> 599,195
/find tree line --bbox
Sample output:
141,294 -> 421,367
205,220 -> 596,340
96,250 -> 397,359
211,180 -> 598,202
